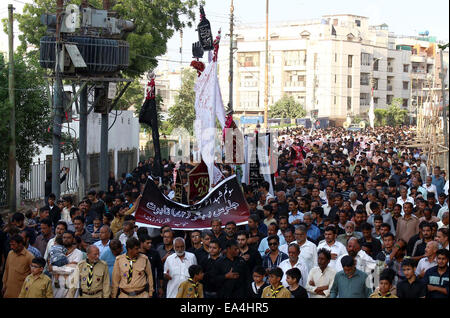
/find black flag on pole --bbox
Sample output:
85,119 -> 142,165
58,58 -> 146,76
139,78 -> 163,178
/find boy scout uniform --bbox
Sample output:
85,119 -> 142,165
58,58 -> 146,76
261,285 -> 292,298
77,259 -> 111,298
18,273 -> 53,298
176,279 -> 204,298
112,253 -> 153,298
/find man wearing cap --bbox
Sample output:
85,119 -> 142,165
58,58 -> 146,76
75,245 -> 110,298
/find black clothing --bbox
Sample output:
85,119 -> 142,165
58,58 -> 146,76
214,256 -> 249,298
247,282 -> 269,298
412,240 -> 428,258
239,246 -> 263,274
396,278 -> 427,298
407,234 -> 421,256
193,247 -> 210,266
142,248 -> 164,297
200,255 -> 223,294
90,200 -> 106,220
47,205 -> 61,228
44,173 -> 67,197
289,285 -> 308,298
358,237 -> 382,259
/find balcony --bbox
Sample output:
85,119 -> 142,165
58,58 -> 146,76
387,66 -> 394,72
411,55 -> 426,63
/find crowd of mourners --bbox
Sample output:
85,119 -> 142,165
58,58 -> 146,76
0,126 -> 448,299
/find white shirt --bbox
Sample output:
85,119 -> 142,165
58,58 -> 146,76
164,252 -> 197,298
60,207 -> 71,224
297,240 -> 318,273
322,203 -> 332,217
44,237 -> 56,261
423,184 -> 438,200
415,257 -> 437,277
305,266 -> 336,298
335,250 -> 376,276
317,240 -> 348,271
350,200 -> 363,212
119,232 -> 138,245
279,258 -> 309,288
52,248 -> 83,298
94,240 -> 111,256
397,196 -> 415,214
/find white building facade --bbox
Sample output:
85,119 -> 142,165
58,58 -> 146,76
218,14 -> 448,124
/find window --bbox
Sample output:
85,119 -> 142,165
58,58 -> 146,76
348,55 -> 353,68
403,99 -> 408,107
373,59 -> 379,71
335,53 -> 337,62
240,91 -> 259,108
284,50 -> 306,66
361,53 -> 371,66
284,71 -> 306,87
360,93 -> 370,106
334,96 -> 336,104
403,64 -> 409,72
347,75 -> 352,88
360,73 -> 370,86
238,52 -> 260,67
335,74 -> 337,83
403,81 -> 409,90
347,97 -> 352,111
240,75 -> 258,87
387,95 -> 393,105
355,19 -> 361,27
374,97 -> 379,105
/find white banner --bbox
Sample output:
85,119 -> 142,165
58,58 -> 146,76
194,49 -> 226,188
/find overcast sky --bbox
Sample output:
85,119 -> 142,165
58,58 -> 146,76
1,0 -> 448,69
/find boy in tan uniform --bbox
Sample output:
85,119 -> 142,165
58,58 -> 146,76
176,265 -> 204,298
19,257 -> 53,298
262,267 -> 292,298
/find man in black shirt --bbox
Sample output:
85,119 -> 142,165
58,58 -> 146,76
396,258 -> 426,298
211,218 -> 227,248
139,233 -> 164,298
237,231 -> 262,275
200,239 -> 223,298
193,230 -> 213,265
214,239 -> 249,298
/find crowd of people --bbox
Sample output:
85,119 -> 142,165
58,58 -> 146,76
0,126 -> 449,299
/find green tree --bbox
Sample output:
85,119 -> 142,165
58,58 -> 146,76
269,95 -> 306,119
0,52 -> 52,180
374,109 -> 387,126
168,68 -> 197,134
385,98 -> 408,127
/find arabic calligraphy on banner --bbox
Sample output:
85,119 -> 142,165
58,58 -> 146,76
135,175 -> 250,230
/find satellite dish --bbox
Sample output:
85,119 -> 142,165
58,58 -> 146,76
343,121 -> 350,129
359,121 -> 366,129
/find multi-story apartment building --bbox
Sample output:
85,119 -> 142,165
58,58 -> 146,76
218,14 -> 448,125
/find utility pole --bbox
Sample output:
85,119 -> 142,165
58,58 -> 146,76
78,85 -> 87,199
264,0 -> 269,129
8,4 -> 16,212
228,0 -> 234,113
440,49 -> 449,175
51,0 -> 64,199
100,0 -> 110,191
